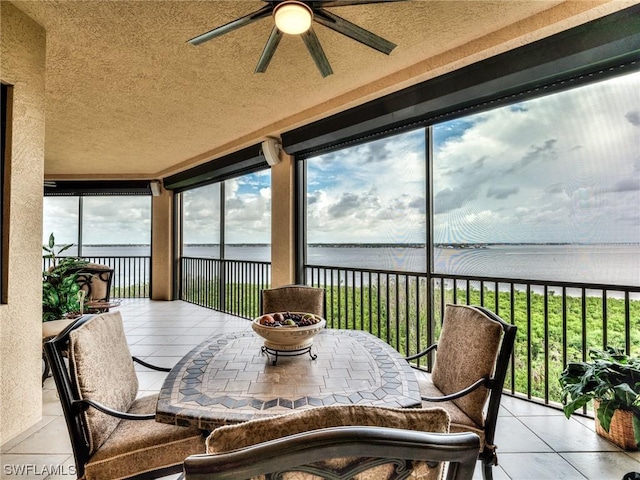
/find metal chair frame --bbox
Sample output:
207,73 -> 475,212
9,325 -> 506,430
43,315 -> 182,480
184,426 -> 480,480
406,306 -> 517,480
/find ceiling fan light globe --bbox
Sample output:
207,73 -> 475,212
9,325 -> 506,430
274,1 -> 313,35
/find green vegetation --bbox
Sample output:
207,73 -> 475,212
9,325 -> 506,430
42,233 -> 88,322
321,281 -> 640,404
560,347 -> 640,446
112,283 -> 149,298
181,277 -> 640,405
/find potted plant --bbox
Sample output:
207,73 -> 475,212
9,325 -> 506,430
559,346 -> 640,450
42,233 -> 88,322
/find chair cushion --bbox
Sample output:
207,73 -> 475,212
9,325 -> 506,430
415,370 -> 486,450
262,285 -> 324,317
69,311 -> 139,454
42,318 -> 76,340
207,405 -> 450,480
431,304 -> 503,426
84,395 -> 206,480
77,263 -> 113,302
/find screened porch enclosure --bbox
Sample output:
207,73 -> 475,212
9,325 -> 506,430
41,6 -> 640,423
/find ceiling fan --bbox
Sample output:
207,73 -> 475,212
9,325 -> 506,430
187,0 -> 407,77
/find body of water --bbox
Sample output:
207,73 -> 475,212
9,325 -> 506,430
82,243 -> 640,288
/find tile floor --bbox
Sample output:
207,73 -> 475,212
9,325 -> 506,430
1,299 -> 638,479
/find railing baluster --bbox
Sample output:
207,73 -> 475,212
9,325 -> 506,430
562,286 -> 568,367
46,255 -> 150,299
543,285 -> 549,403
526,284 -> 532,399
168,257 -> 639,412
510,282 -> 516,394
602,289 -> 608,350
625,291 -> 631,355
581,288 -> 587,362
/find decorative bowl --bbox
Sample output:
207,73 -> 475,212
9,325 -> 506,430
252,312 -> 326,351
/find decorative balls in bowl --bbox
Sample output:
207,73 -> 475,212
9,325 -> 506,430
252,312 -> 326,351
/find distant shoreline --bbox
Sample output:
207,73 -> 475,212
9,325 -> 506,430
84,242 -> 640,248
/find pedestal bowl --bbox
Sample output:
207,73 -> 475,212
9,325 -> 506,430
252,312 -> 326,351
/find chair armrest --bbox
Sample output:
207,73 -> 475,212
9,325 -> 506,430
420,376 -> 489,402
184,427 -> 480,480
133,356 -> 171,372
72,399 -> 155,421
405,342 -> 438,362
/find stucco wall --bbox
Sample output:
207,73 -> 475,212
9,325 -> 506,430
0,2 -> 46,444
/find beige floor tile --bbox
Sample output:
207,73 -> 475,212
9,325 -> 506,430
1,417 -> 58,453
560,452 -> 640,480
4,417 -> 72,454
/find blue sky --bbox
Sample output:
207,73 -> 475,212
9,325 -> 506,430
306,128 -> 426,244
45,71 -> 639,246
307,70 -> 640,244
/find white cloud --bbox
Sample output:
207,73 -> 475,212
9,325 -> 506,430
44,73 -> 638,247
44,196 -> 152,245
433,71 -> 640,243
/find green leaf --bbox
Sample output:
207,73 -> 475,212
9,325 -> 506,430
56,243 -> 74,254
596,400 -> 617,432
612,384 -> 639,406
562,394 -> 592,418
633,414 -> 640,449
48,233 -> 55,249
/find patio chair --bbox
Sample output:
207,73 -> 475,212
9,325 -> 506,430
184,405 -> 480,480
75,262 -> 115,309
75,263 -> 113,301
42,263 -> 115,384
261,284 -> 325,317
43,311 -> 206,480
405,304 -> 517,480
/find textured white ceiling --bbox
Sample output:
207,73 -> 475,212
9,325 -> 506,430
8,0 -> 634,180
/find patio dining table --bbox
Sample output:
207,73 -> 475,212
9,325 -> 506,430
155,328 -> 421,431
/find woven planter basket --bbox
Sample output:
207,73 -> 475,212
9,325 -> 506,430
594,400 -> 639,451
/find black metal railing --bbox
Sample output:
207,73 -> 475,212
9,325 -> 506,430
306,264 -> 640,409
180,257 -> 271,318
43,256 -> 151,298
177,257 -> 640,409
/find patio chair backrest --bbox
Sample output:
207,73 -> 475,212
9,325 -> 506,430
433,304 -> 517,474
261,284 -> 325,317
75,263 -> 113,302
185,405 -> 480,480
68,311 -> 138,453
431,304 -> 503,426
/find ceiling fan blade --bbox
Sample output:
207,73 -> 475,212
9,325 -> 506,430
316,0 -> 408,7
314,8 -> 396,55
301,28 -> 333,77
187,5 -> 272,46
255,27 -> 283,73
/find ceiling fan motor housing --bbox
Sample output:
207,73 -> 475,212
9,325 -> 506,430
273,1 -> 314,35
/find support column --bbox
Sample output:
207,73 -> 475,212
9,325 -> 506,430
270,151 -> 295,287
151,187 -> 174,300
